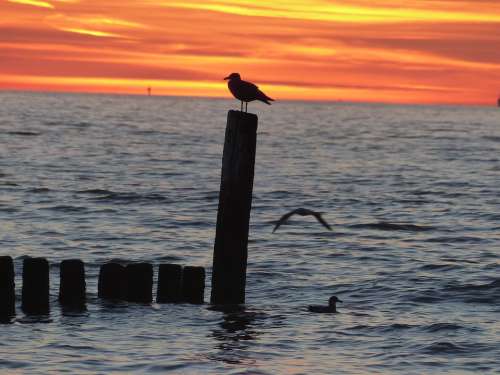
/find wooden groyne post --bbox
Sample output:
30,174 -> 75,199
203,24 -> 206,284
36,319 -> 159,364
59,259 -> 86,307
0,256 -> 15,317
211,110 -> 258,304
182,266 -> 205,304
22,257 -> 50,314
98,263 -> 126,300
125,263 -> 153,303
157,264 -> 182,303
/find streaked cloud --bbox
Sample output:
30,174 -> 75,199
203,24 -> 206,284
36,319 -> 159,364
1,0 -> 500,105
163,0 -> 500,23
58,28 -> 121,38
7,0 -> 54,9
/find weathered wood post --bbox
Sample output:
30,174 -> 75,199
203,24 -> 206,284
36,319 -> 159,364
0,256 -> 15,318
98,262 -> 126,300
125,263 -> 153,303
59,259 -> 86,307
157,264 -> 182,303
22,257 -> 50,314
182,266 -> 205,304
211,110 -> 258,304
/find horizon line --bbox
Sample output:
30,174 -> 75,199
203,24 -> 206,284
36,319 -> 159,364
0,87 -> 496,109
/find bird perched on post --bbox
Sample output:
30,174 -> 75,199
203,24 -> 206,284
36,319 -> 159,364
224,73 -> 274,112
272,208 -> 332,233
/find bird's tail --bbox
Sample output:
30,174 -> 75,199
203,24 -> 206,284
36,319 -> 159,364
257,90 -> 274,105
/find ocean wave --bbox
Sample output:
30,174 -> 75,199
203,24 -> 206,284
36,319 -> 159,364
424,236 -> 487,244
76,189 -> 115,195
422,323 -> 465,333
482,135 -> 500,143
77,189 -> 170,204
0,206 -> 18,213
28,187 -> 50,193
445,279 -> 500,292
419,342 -> 468,354
379,323 -> 415,333
419,263 -> 463,271
350,222 -> 433,232
4,131 -> 40,136
40,205 -> 88,213
0,181 -> 19,186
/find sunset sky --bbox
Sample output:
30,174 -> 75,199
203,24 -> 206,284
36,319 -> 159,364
1,0 -> 500,105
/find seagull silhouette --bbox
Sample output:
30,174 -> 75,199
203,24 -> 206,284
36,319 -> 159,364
272,208 -> 332,233
308,296 -> 342,313
224,73 -> 274,112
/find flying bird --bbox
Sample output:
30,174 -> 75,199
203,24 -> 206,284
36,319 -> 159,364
272,208 -> 332,233
308,296 -> 342,313
224,73 -> 274,112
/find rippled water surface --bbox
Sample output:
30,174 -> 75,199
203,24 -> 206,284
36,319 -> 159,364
1,91 -> 499,374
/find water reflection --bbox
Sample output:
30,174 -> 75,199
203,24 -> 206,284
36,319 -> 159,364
61,304 -> 88,317
208,305 -> 261,365
17,314 -> 53,324
0,315 -> 15,324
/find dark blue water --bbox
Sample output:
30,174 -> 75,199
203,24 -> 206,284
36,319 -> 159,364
1,91 -> 499,374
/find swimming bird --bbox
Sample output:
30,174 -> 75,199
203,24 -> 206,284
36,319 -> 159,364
308,296 -> 342,313
272,208 -> 332,233
224,73 -> 274,112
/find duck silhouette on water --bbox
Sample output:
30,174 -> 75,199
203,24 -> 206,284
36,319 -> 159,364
224,73 -> 274,112
308,296 -> 342,313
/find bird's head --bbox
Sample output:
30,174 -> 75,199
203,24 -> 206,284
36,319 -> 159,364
224,73 -> 241,81
328,296 -> 342,306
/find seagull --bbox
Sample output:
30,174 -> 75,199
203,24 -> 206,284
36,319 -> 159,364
272,208 -> 332,233
308,296 -> 342,313
224,73 -> 274,112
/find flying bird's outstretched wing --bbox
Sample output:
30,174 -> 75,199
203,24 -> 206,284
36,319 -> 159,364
272,208 -> 332,233
272,209 -> 300,233
312,212 -> 332,231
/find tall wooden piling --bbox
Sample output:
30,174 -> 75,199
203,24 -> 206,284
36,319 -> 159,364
125,263 -> 153,303
59,259 -> 86,307
22,257 -> 50,314
98,263 -> 126,300
0,256 -> 15,317
211,110 -> 258,304
157,264 -> 182,303
182,266 -> 205,304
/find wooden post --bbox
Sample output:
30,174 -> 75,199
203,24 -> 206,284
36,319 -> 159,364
182,266 -> 205,304
22,257 -> 49,314
0,256 -> 15,317
98,263 -> 126,300
59,259 -> 86,307
125,263 -> 153,303
157,264 -> 182,303
211,110 -> 258,305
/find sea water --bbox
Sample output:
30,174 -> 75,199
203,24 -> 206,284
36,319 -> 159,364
0,91 -> 499,374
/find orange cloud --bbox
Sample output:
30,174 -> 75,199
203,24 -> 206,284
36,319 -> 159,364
1,0 -> 500,105
7,0 -> 54,8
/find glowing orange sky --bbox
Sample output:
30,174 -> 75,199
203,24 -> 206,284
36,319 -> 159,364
1,0 -> 500,104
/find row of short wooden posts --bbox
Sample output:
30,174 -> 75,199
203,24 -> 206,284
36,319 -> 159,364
0,256 -> 205,316
1,110 -> 258,314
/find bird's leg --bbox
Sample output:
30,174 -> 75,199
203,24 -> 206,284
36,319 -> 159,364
240,101 -> 243,112
245,102 -> 248,113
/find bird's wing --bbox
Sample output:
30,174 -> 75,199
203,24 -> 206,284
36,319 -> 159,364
242,80 -> 259,89
240,80 -> 259,95
272,210 -> 299,233
312,212 -> 332,230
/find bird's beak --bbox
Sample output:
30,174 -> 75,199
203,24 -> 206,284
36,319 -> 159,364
337,299 -> 343,303
224,76 -> 230,80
